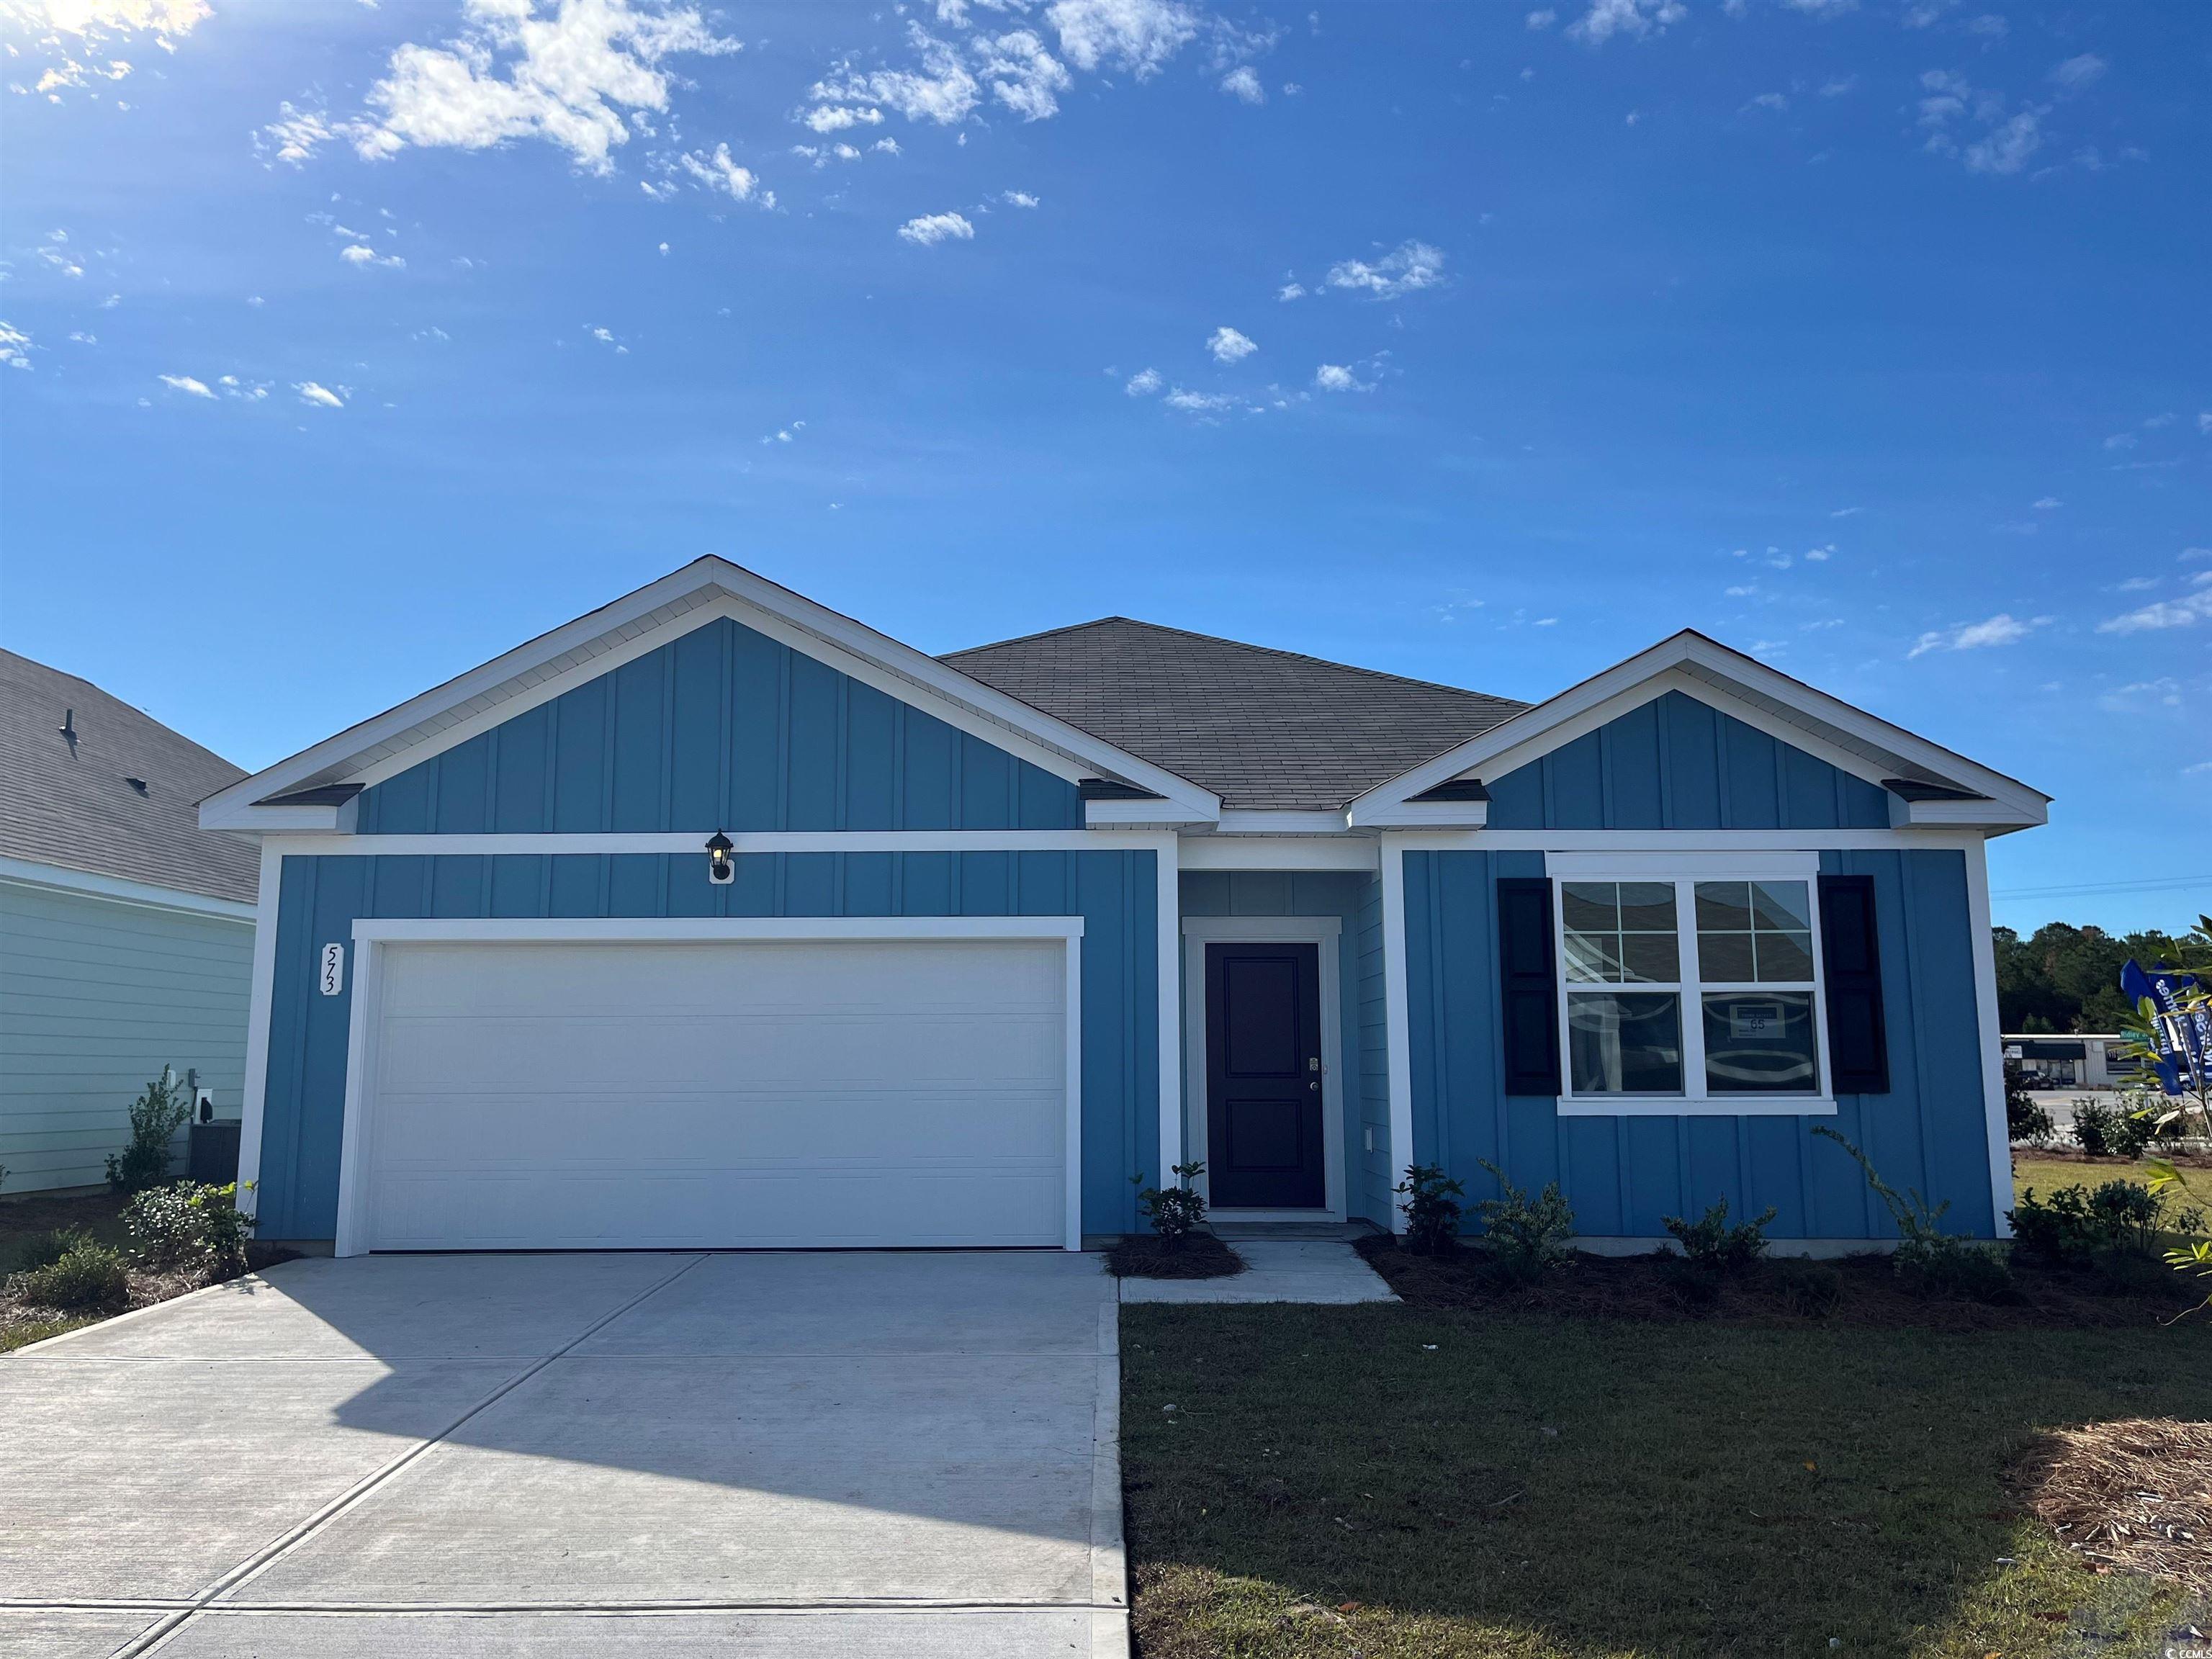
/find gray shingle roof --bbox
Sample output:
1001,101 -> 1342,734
0,649 -> 258,905
943,619 -> 1528,810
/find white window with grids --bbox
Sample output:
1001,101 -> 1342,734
1550,852 -> 1835,1116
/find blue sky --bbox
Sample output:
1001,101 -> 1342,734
3,0 -> 2206,933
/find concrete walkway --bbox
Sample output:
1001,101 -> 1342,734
1,1252 -> 1126,1659
1118,1239 -> 1398,1305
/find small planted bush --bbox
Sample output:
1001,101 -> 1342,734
1475,1159 -> 1575,1282
1815,1126 -> 2015,1302
105,1071 -> 192,1195
13,1226 -> 98,1274
10,1243 -> 129,1311
1393,1164 -> 1467,1255
2011,1179 -> 2198,1267
124,1182 -> 253,1280
2071,1097 -> 2157,1160
2005,1061 -> 2055,1147
1663,1199 -> 1778,1272
1133,1161 -> 1208,1246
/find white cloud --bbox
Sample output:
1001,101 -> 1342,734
803,104 -> 883,132
1001,189 -> 1040,207
11,0 -> 204,101
2033,495 -> 2062,509
1820,75 -> 1858,96
338,241 -> 405,269
295,381 -> 346,408
1526,8 -> 1557,27
1725,584 -> 1756,598
1965,107 -> 2043,175
2097,590 -> 2212,634
813,25 -> 981,125
585,325 -> 626,351
2113,577 -> 2158,593
1830,505 -> 1861,518
1207,325 -> 1257,364
1907,612 -> 2049,657
1124,367 -> 1162,396
157,373 -> 214,397
0,322 -> 32,370
323,0 -> 742,173
1048,0 -> 1200,78
2183,548 -> 2212,564
1313,362 -> 1366,391
1219,63 -> 1264,103
678,143 -> 760,200
2049,53 -> 2107,89
1745,91 -> 1788,112
68,331 -> 96,345
1326,238 -> 1445,300
1567,0 -> 1686,46
2104,431 -> 2137,451
873,136 -> 902,155
1804,544 -> 1833,561
259,102 -> 337,166
2198,412 -> 2211,436
1164,387 -> 1233,413
976,27 -> 1072,120
897,210 -> 974,246
1277,280 -> 1305,302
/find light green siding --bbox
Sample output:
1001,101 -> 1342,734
0,878 -> 252,1193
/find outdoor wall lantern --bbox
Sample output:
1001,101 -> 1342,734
705,830 -> 736,886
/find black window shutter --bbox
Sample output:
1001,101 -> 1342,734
1818,873 -> 1890,1094
1497,877 -> 1562,1095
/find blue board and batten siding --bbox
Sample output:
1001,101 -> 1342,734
1406,691 -> 1997,1241
251,616 -> 1154,1244
356,617 -> 1082,835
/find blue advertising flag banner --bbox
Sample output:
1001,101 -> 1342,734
2121,958 -> 2206,1097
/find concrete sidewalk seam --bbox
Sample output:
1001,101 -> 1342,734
114,1251 -> 711,1659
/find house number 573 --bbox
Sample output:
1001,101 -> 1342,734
319,943 -> 345,997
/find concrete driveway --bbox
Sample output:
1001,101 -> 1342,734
0,1251 -> 1125,1658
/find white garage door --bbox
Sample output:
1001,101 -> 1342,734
354,937 -> 1071,1251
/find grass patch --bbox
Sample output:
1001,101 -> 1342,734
1110,1233 -> 1248,1280
2015,1147 -> 2212,1205
0,1313 -> 102,1354
1122,1305 -> 2212,1658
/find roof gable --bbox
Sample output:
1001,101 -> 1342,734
0,649 -> 258,904
944,617 -> 1524,811
202,559 -> 1220,832
357,616 -> 1083,835
1351,631 -> 2048,833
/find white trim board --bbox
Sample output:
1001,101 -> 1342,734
0,855 -> 256,923
1349,632 -> 2049,831
1962,839 -> 2015,1240
1179,916 -> 1347,1222
331,914 -> 1087,1256
256,830 -> 1177,858
202,559 -> 1220,832
234,841 -> 282,1213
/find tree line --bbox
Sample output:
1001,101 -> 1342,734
1995,920 -> 2206,1033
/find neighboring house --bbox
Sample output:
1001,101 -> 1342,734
200,558 -> 2047,1255
0,650 -> 257,1193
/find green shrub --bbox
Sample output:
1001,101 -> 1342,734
1771,1257 -> 1843,1318
1663,1199 -> 1777,1271
13,1226 -> 97,1273
2011,1179 -> 2195,1266
2005,1061 -> 2055,1146
105,1071 -> 192,1195
1133,1161 -> 1208,1246
1815,1126 -> 2015,1303
1393,1163 -> 1467,1255
2071,1097 -> 2157,1159
10,1243 -> 129,1310
124,1182 -> 253,1279
1475,1159 -> 1574,1282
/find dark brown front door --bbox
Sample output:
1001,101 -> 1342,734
1204,941 -> 1325,1210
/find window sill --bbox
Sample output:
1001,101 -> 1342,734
1556,1097 -> 1837,1118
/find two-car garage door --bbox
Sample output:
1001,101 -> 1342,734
350,935 -> 1072,1252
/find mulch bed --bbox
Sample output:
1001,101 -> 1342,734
1,1241 -> 302,1350
1354,1234 -> 2205,1331
2013,1418 -> 2212,1592
1107,1232 -> 1247,1280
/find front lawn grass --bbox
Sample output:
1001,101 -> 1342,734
2015,1147 -> 2212,1208
1121,1305 -> 2212,1658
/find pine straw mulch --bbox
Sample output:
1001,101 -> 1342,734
1106,1232 -> 1249,1280
2013,1418 -> 2212,1593
1,1242 -> 303,1351
1354,1234 -> 2206,1331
